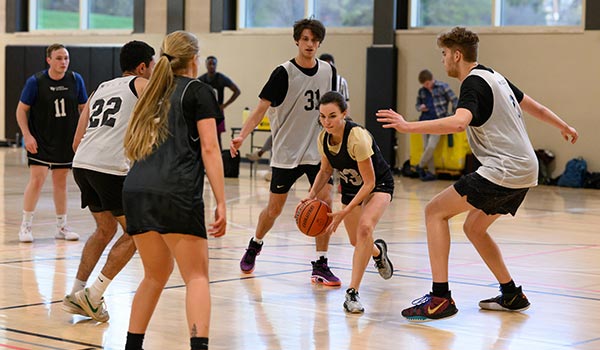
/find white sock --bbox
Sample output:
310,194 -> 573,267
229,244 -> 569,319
253,237 -> 263,244
22,211 -> 34,227
89,273 -> 111,304
317,251 -> 328,260
70,279 -> 87,295
56,214 -> 67,228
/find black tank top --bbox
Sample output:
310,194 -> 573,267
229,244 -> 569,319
323,121 -> 391,197
29,71 -> 80,163
126,77 -> 205,199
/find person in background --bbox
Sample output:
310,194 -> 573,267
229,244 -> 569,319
16,43 -> 88,243
199,55 -> 241,149
414,69 -> 457,181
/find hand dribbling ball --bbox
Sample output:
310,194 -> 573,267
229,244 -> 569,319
294,199 -> 332,237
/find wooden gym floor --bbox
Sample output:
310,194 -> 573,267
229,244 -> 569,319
0,147 -> 598,350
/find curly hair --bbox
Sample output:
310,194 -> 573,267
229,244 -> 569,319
293,18 -> 326,43
437,27 -> 479,62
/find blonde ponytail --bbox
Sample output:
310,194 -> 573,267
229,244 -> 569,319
124,31 -> 200,161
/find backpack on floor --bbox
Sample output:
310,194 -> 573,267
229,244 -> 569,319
557,157 -> 587,188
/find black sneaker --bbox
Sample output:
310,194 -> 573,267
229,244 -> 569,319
311,257 -> 341,286
401,292 -> 458,322
240,238 -> 263,273
373,239 -> 394,280
479,286 -> 530,312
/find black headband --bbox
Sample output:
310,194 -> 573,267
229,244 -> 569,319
162,53 -> 174,62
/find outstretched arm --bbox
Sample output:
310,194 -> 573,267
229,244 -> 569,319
520,94 -> 578,144
376,108 -> 472,135
230,98 -> 271,157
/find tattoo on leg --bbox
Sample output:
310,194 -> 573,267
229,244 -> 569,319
191,323 -> 198,337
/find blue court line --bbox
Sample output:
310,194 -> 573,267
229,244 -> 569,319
568,337 -> 600,347
0,327 -> 102,349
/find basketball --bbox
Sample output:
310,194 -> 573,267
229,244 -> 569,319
294,199 -> 332,237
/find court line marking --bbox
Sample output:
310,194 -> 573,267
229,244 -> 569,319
0,327 -> 102,349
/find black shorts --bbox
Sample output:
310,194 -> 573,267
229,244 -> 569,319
453,172 -> 529,216
28,158 -> 72,169
73,168 -> 126,217
341,170 -> 395,205
123,191 -> 207,239
270,164 -> 333,194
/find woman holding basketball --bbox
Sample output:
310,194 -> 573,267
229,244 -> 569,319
304,91 -> 395,313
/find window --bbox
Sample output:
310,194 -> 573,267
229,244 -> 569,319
239,0 -> 374,28
30,0 -> 134,30
411,0 -> 582,27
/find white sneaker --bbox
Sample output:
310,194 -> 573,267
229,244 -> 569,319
56,226 -> 79,241
343,288 -> 365,313
19,226 -> 34,243
246,151 -> 262,162
73,288 -> 110,322
62,293 -> 88,316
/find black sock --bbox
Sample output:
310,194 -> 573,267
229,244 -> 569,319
500,280 -> 517,294
125,332 -> 145,350
191,337 -> 209,350
432,282 -> 449,297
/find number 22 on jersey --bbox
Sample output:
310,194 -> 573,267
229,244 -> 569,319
89,97 -> 122,128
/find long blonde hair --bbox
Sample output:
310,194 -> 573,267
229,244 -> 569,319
124,31 -> 199,161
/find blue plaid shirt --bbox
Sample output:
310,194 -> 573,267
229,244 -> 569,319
415,80 -> 457,120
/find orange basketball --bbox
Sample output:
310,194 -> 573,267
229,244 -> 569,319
294,199 -> 332,237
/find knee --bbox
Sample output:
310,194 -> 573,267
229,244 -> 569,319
28,175 -> 45,189
425,198 -> 453,221
52,174 -> 68,188
94,222 -> 118,243
424,201 -> 439,220
356,223 -> 374,241
147,261 -> 174,287
264,204 -> 283,219
463,221 -> 482,240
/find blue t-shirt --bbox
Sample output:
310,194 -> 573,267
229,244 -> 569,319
20,70 -> 88,106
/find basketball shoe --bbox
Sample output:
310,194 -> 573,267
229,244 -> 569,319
240,238 -> 263,273
311,257 -> 341,286
72,288 -> 109,322
18,225 -> 33,243
401,292 -> 458,322
343,288 -> 364,313
246,151 -> 262,162
62,293 -> 88,316
479,286 -> 530,312
373,239 -> 394,279
56,226 -> 79,241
